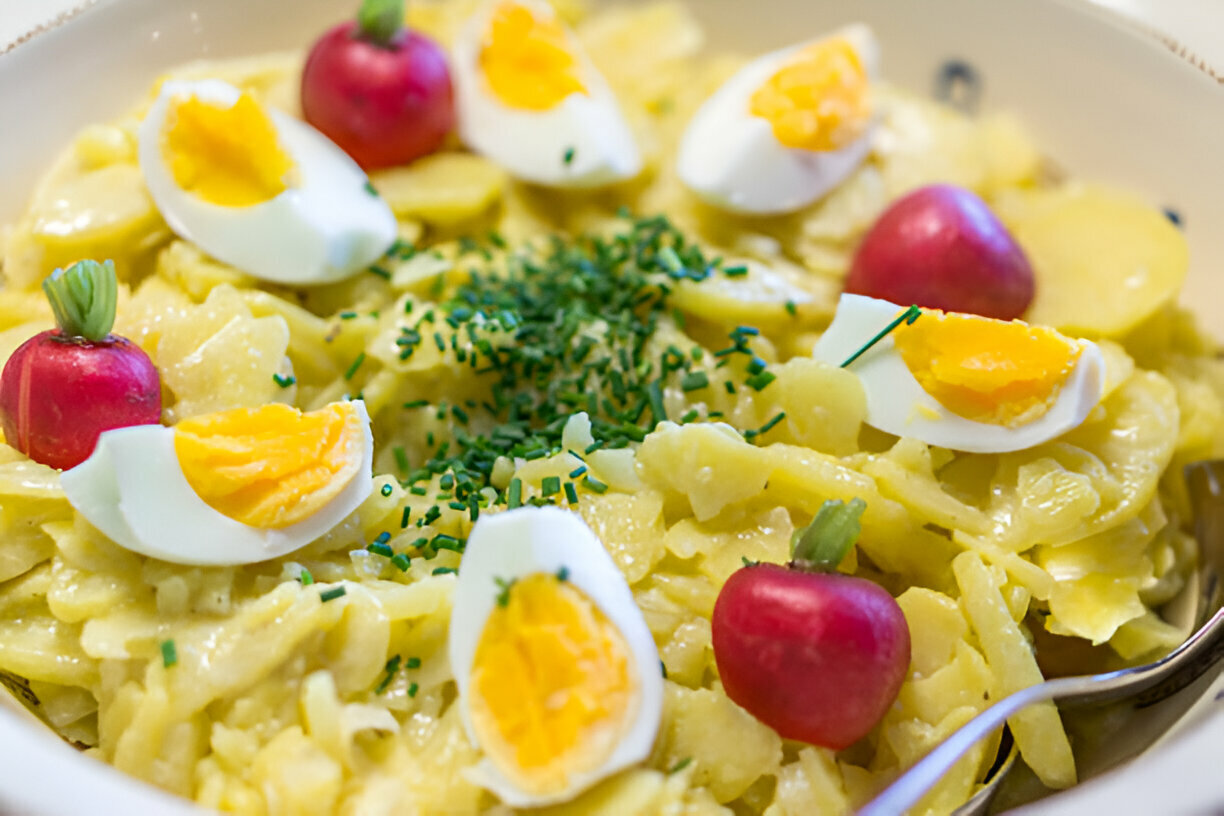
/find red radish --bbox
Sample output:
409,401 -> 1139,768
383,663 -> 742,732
711,499 -> 910,750
301,0 -> 455,170
845,184 -> 1035,320
0,260 -> 161,470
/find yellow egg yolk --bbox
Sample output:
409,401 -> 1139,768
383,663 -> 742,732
162,92 -> 295,207
469,572 -> 637,796
173,402 -> 365,529
480,1 -> 587,111
893,310 -> 1084,428
749,36 -> 871,151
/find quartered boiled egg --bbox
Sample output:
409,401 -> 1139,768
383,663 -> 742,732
812,294 -> 1105,453
451,0 -> 642,187
60,401 -> 373,565
678,25 -> 879,215
138,79 -> 396,284
448,506 -> 663,807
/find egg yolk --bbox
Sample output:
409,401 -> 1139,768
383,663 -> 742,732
749,36 -> 871,151
893,310 -> 1083,427
480,1 -> 587,111
162,92 -> 295,207
469,572 -> 637,796
173,402 -> 365,529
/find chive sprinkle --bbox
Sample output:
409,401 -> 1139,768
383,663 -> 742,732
160,639 -> 177,668
272,373 -> 296,388
681,371 -> 709,392
746,371 -> 776,391
495,576 -> 516,607
556,566 -> 570,582
563,146 -> 576,165
299,568 -> 314,585
380,483 -> 394,497
345,352 -> 367,381
363,180 -> 379,196
669,757 -> 693,774
320,585 -> 347,602
541,476 -> 561,497
564,481 -> 579,504
375,655 -> 401,693
432,567 -> 457,575
582,476 -> 608,494
408,681 -> 420,697
724,265 -> 748,277
390,553 -> 411,571
368,542 -> 394,558
841,304 -> 922,368
507,478 -> 523,509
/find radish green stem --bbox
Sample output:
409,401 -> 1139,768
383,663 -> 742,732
791,498 -> 867,571
357,0 -> 404,47
42,259 -> 117,342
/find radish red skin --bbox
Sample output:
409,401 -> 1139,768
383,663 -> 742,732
0,331 -> 161,471
301,23 -> 455,170
711,563 -> 911,750
845,184 -> 1035,320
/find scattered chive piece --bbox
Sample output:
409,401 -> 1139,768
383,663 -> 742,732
401,506 -> 411,528
680,408 -> 699,423
406,656 -> 422,669
660,660 -> 668,678
647,380 -> 667,424
345,352 -> 367,381
380,483 -> 394,497
393,446 -> 410,473
368,542 -> 394,558
564,481 -> 579,504
724,265 -> 748,277
363,180 -> 379,196
410,485 -> 428,496
403,399 -> 428,409
390,553 -> 411,571
432,567 -> 457,575
556,566 -> 570,582
582,476 -> 608,494
724,380 -> 737,394
785,300 -> 798,316
375,531 -> 391,545
746,356 -> 767,375
507,478 -> 523,509
375,655 -> 401,694
272,373 -> 296,388
681,371 -> 709,392
160,639 -> 177,668
746,371 -> 776,391
320,585 -> 347,602
669,757 -> 693,774
541,476 -> 561,497
568,465 -> 588,479
299,568 -> 315,585
563,146 -> 576,165
368,265 -> 391,280
841,304 -> 922,368
408,682 -> 420,697
741,556 -> 758,567
495,576 -> 516,606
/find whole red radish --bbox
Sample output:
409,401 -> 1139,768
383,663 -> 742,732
301,0 -> 454,169
845,184 -> 1035,320
0,260 -> 161,471
711,498 -> 910,750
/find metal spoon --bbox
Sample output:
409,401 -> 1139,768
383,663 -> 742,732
859,460 -> 1224,816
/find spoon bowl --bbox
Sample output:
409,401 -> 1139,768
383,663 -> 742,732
861,460 -> 1224,816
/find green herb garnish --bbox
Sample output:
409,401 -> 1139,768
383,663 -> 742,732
160,639 -> 177,668
841,305 -> 922,368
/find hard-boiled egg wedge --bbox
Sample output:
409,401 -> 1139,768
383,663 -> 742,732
138,79 -> 396,284
60,400 -> 373,565
812,294 -> 1105,453
678,24 -> 879,215
452,0 -> 642,188
448,506 -> 663,807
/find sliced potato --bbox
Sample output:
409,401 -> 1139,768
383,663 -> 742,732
370,153 -> 507,226
1000,184 -> 1188,337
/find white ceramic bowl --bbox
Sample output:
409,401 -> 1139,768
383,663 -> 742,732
0,1 -> 1222,813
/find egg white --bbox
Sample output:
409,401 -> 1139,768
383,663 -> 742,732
452,1 -> 642,188
812,294 -> 1106,453
448,506 -> 663,808
138,80 -> 397,285
59,401 -> 373,566
677,24 -> 879,215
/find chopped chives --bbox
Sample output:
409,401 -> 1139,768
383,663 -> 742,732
568,465 -> 587,479
680,408 -> 699,423
563,146 -> 576,165
406,656 -> 422,669
785,300 -> 798,317
299,568 -> 315,585
432,567 -> 457,576
759,412 -> 786,435
375,531 -> 391,545
681,371 -> 709,391
320,585 -> 347,602
368,265 -> 391,280
367,542 -> 394,558
556,566 -> 570,582
393,446 -> 409,473
363,180 -> 379,196
724,265 -> 748,277
541,476 -> 561,497
344,352 -> 366,381
724,380 -> 737,394
380,483 -> 394,497
408,682 -> 420,697
390,553 -> 411,571
410,485 -> 428,496
272,373 -> 296,388
564,481 -> 579,504
747,356 -> 767,375
582,476 -> 608,494
401,506 -> 412,528
841,304 -> 922,368
375,655 -> 401,693
669,757 -> 693,774
160,639 -> 177,668
746,371 -> 776,391
403,399 -> 429,409
507,478 -> 523,508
